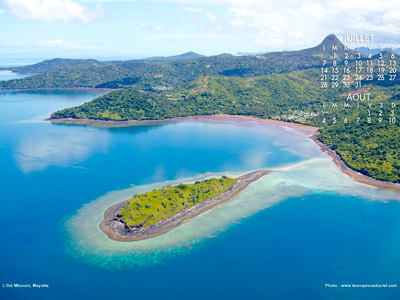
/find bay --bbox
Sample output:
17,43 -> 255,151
0,90 -> 399,300
0,70 -> 31,81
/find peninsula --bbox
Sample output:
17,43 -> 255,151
100,170 -> 269,241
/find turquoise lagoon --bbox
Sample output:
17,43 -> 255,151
1,89 -> 400,300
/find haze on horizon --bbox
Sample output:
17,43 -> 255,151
1,0 -> 400,62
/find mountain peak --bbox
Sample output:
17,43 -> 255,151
319,34 -> 343,48
184,51 -> 198,55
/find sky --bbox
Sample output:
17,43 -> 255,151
0,0 -> 400,63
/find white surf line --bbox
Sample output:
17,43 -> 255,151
265,158 -> 319,172
10,114 -> 52,124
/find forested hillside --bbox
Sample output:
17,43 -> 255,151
3,34 -> 399,183
315,86 -> 400,183
0,58 -> 111,74
51,68 -> 400,183
50,73 -> 335,121
0,35 -> 356,91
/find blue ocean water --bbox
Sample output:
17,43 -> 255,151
0,71 -> 31,81
0,57 -> 44,68
0,90 -> 400,300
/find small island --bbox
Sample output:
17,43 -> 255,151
100,170 -> 269,241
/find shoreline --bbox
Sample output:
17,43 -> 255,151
0,70 -> 23,75
311,134 -> 400,191
50,114 -> 400,190
100,169 -> 271,242
0,87 -> 117,93
48,114 -> 319,133
97,115 -> 400,242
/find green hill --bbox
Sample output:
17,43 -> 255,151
118,176 -> 237,228
50,72 -> 334,121
0,58 -> 111,74
50,65 -> 400,183
0,34 -> 356,91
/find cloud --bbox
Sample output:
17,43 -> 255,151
207,11 -> 218,22
254,29 -> 284,48
184,6 -> 203,12
2,0 -> 104,23
160,0 -> 400,49
140,23 -> 167,32
383,10 -> 400,21
144,32 -> 230,40
37,39 -> 101,49
80,0 -> 136,2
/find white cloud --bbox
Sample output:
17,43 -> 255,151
207,11 -> 217,22
300,2 -> 325,20
254,29 -> 284,48
383,10 -> 400,21
144,32 -> 231,40
153,25 -> 167,32
184,6 -> 203,12
160,0 -> 400,49
81,0 -> 135,2
139,23 -> 167,32
2,0 -> 104,23
37,39 -> 101,49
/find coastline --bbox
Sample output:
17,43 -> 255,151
100,169 -> 271,242
311,134 -> 400,191
96,114 -> 400,242
50,114 -> 400,190
0,87 -> 117,93
48,114 -> 319,133
0,70 -> 22,74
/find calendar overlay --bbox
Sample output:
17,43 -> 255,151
319,34 -> 398,126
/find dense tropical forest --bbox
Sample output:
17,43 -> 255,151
50,73 -> 335,121
316,88 -> 400,183
2,34 -> 399,183
118,176 -> 237,228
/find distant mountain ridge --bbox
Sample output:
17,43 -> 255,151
0,52 -> 205,75
0,58 -> 112,74
0,34 -> 356,90
355,47 -> 400,56
235,51 -> 266,56
144,51 -> 205,61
